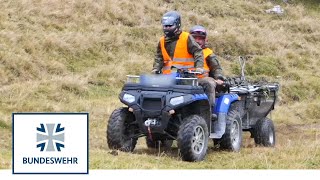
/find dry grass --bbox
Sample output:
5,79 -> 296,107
1,0 -> 320,169
89,123 -> 320,169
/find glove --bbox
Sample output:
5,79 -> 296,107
151,69 -> 161,74
216,75 -> 226,81
195,68 -> 205,74
215,79 -> 224,85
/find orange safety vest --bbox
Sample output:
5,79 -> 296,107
160,32 -> 209,78
203,48 -> 213,59
199,48 -> 213,78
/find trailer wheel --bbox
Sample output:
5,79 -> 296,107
254,117 -> 275,147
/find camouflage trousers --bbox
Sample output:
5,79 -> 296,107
198,77 -> 217,107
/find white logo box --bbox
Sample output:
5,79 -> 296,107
12,113 -> 89,174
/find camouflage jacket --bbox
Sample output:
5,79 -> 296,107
206,53 -> 224,80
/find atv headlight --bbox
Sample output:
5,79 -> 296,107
170,96 -> 184,106
123,93 -> 135,103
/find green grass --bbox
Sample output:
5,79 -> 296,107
0,121 -> 10,129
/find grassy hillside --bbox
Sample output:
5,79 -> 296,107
1,0 -> 320,169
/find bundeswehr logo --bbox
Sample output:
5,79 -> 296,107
36,123 -> 65,152
12,113 -> 88,174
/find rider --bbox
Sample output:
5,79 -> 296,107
189,25 -> 225,104
152,11 -> 217,107
152,11 -> 205,75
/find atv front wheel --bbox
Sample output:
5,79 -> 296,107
254,117 -> 275,147
177,115 -> 208,162
107,107 -> 137,152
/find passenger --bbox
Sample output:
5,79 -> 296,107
189,25 -> 225,104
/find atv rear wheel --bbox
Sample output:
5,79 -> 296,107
107,107 -> 137,152
254,117 -> 275,147
177,115 -> 208,162
219,109 -> 242,152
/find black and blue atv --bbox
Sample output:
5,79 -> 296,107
107,59 -> 279,162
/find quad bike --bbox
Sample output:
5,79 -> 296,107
107,57 -> 279,162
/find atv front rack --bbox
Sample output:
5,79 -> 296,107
126,75 -> 140,83
126,75 -> 199,86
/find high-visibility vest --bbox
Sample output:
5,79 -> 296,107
160,32 -> 209,78
199,48 -> 213,78
203,48 -> 213,60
